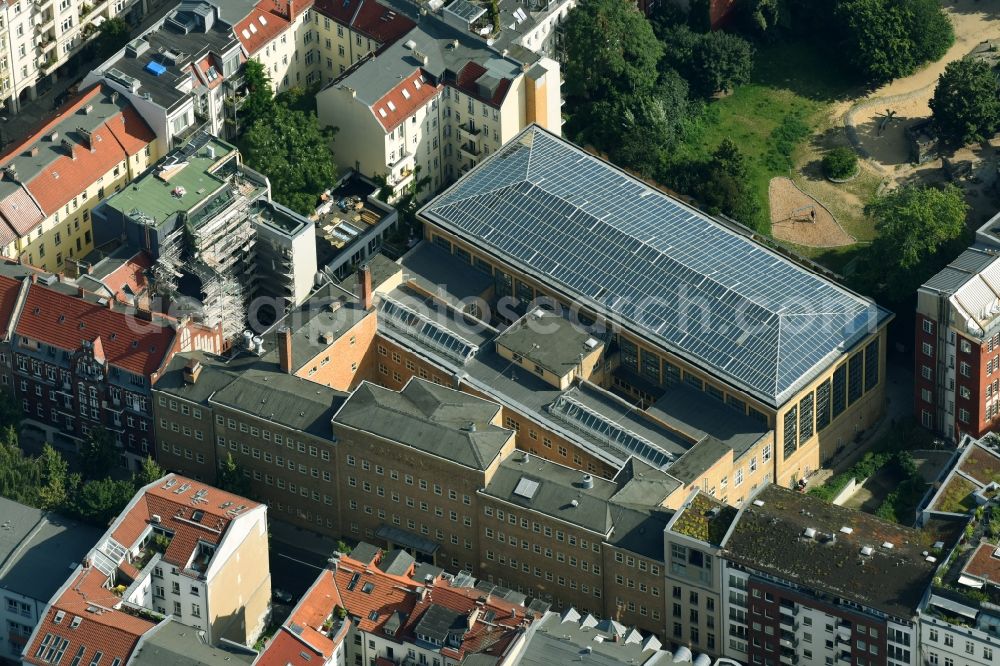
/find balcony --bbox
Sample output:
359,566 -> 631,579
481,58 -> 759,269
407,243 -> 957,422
457,122 -> 482,140
459,141 -> 482,159
779,654 -> 796,666
779,637 -> 797,650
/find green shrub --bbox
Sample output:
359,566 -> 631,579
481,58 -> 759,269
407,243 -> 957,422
823,147 -> 858,179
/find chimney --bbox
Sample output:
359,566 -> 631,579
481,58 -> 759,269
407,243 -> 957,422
77,285 -> 85,297
278,326 -> 293,374
183,359 -> 202,384
61,139 -> 75,160
359,263 -> 373,310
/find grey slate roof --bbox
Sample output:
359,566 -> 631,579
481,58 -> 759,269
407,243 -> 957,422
210,367 -> 347,439
333,379 -> 511,470
379,548 -> 415,576
349,542 -> 381,565
398,242 -> 493,306
665,438 -> 733,485
0,499 -> 102,602
520,609 -> 669,665
922,248 -> 998,295
421,126 -> 890,407
129,618 -> 254,666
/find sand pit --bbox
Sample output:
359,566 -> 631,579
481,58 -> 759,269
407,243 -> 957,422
769,178 -> 855,248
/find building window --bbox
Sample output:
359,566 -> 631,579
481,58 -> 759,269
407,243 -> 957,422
922,342 -> 934,357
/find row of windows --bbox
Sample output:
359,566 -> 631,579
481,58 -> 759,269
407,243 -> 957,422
484,527 -> 602,575
484,505 -> 602,553
222,438 -> 334,480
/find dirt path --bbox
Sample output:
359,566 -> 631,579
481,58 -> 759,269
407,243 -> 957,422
769,177 -> 855,247
839,1 -> 1000,170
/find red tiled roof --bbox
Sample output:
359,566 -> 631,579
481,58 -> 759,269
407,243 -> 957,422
111,474 -> 261,568
0,275 -> 22,336
371,69 -> 441,132
24,118 -> 153,218
313,0 -> 414,43
256,629 -> 323,666
100,252 -> 152,298
105,106 -> 158,156
14,283 -> 175,376
23,567 -> 155,666
193,57 -> 225,91
0,184 -> 45,237
234,2 -> 292,55
454,61 -> 513,109
350,0 -> 415,43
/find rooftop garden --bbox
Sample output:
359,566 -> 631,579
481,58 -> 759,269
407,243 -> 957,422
961,447 -> 1000,487
936,477 -> 978,515
673,494 -> 738,545
134,533 -> 171,571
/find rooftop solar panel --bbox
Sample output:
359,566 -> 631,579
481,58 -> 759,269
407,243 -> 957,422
421,127 -> 890,406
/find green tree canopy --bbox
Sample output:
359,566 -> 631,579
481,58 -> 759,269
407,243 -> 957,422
73,478 -> 136,526
863,184 -> 968,301
241,59 -> 276,129
562,0 -> 663,105
217,452 -> 251,497
687,31 -> 755,96
241,104 -> 337,215
930,59 -> 1000,148
80,427 -> 118,480
134,456 -> 165,488
836,0 -> 953,84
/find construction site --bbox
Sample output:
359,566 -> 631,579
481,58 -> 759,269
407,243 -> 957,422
93,132 -> 317,340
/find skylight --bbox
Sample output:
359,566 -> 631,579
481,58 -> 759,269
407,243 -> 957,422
259,15 -> 267,25
513,477 -> 539,500
378,108 -> 387,118
387,100 -> 396,111
401,88 -> 411,100
241,29 -> 250,39
249,23 -> 258,34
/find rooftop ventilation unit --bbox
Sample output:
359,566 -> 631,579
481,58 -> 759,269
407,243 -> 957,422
860,546 -> 873,557
839,526 -> 854,534
803,527 -> 817,539
752,499 -> 765,507
882,541 -> 894,549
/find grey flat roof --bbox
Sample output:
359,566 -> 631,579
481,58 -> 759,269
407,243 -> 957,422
0,499 -> 102,602
421,126 -> 890,407
646,381 -> 768,458
666,438 -> 732,485
129,618 -> 254,666
723,485 -> 944,618
379,283 -> 692,470
333,16 -> 525,107
333,379 -> 510,471
520,609 -> 668,665
495,309 -> 600,378
398,242 -> 493,306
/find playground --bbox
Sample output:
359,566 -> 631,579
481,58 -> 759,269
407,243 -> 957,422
769,178 -> 855,247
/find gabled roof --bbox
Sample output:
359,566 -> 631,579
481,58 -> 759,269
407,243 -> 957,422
332,379 -> 511,470
14,282 -> 176,376
421,127 -> 890,407
370,69 -> 441,132
1,85 -> 155,219
22,567 -> 156,666
233,2 -> 291,55
922,248 -> 1000,338
0,275 -> 23,337
313,0 -> 414,43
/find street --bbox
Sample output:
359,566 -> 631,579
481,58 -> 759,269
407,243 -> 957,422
268,538 -> 330,617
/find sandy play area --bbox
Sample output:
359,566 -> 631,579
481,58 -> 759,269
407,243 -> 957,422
769,178 -> 855,247
845,0 -> 1000,168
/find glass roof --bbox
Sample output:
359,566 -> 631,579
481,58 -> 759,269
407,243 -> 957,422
421,127 -> 889,406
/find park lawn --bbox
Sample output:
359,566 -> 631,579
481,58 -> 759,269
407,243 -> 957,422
675,42 -> 859,236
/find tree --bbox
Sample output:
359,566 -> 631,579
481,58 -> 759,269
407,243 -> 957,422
0,390 -> 22,430
822,146 -> 859,179
863,184 -> 968,301
687,31 -> 755,96
35,445 -> 70,511
92,17 -> 130,61
740,0 -> 782,38
242,59 -> 275,129
72,478 -> 136,526
79,427 -> 118,480
930,59 -> 1000,148
241,104 -> 337,215
561,0 -> 663,105
836,0 -> 953,84
134,456 -> 165,487
217,452 -> 251,497
667,139 -> 763,230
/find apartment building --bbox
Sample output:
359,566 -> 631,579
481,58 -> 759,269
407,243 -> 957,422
719,484 -> 945,666
916,245 -> 1000,441
4,273 -> 223,467
915,433 -> 1000,666
312,0 -> 415,76
419,125 -> 891,489
661,490 -> 738,657
0,498 -> 101,662
256,544 -> 543,666
0,0 -> 159,114
235,0 -> 326,96
92,132 -> 318,339
83,0 -> 246,147
0,83 -> 158,272
316,5 -> 562,201
21,474 -> 271,666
